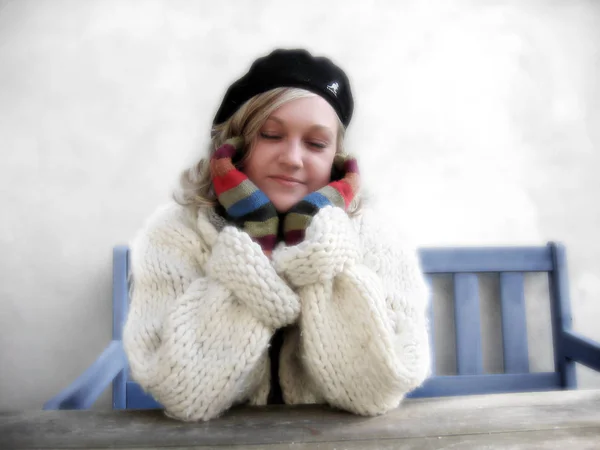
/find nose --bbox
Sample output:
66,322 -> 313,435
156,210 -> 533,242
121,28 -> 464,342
278,138 -> 303,169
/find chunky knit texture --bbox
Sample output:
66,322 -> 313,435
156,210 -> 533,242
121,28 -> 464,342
123,202 -> 431,421
283,157 -> 359,245
271,206 -> 431,414
210,137 -> 279,256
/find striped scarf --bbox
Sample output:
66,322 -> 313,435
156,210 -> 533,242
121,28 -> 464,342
210,138 -> 279,256
282,157 -> 359,245
210,138 -> 360,253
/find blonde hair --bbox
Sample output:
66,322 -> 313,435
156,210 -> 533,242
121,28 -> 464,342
173,87 -> 361,214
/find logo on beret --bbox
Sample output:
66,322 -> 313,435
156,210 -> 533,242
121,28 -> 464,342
327,81 -> 339,96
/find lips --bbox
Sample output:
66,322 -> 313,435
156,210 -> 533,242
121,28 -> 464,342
269,175 -> 304,185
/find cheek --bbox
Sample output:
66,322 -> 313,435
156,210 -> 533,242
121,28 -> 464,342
306,157 -> 335,189
243,159 -> 259,181
242,145 -> 266,180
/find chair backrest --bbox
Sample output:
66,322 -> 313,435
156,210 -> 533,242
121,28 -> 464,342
408,242 -> 574,398
111,242 -> 575,409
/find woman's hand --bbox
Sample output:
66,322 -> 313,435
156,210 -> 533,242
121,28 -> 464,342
206,224 -> 301,329
273,206 -> 361,287
272,155 -> 361,286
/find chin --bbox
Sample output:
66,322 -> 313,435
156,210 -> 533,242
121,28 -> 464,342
273,203 -> 293,214
272,197 -> 302,213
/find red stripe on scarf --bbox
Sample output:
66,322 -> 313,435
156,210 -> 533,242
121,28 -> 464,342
213,169 -> 247,195
328,180 -> 355,208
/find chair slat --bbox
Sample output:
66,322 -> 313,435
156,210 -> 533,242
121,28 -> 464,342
500,272 -> 529,373
112,246 -> 129,340
454,273 -> 483,375
43,341 -> 128,410
127,382 -> 163,409
407,372 -> 560,398
562,330 -> 600,373
425,275 -> 436,376
112,246 -> 129,409
420,247 -> 553,274
548,243 -> 577,388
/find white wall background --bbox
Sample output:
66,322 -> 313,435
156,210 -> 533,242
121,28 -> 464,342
1,0 -> 599,411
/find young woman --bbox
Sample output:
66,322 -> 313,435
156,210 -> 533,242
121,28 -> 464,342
123,48 -> 431,422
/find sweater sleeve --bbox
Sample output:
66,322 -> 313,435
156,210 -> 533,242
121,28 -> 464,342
271,206 -> 431,416
123,207 -> 300,421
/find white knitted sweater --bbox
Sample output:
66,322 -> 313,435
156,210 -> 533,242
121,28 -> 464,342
123,202 -> 431,421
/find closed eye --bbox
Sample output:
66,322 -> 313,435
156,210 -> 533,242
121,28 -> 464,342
308,141 -> 327,149
260,132 -> 281,140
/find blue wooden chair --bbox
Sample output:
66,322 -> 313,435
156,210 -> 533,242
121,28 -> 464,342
44,242 -> 600,410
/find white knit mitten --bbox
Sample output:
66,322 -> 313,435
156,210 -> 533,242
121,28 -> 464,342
272,206 -> 361,287
206,225 -> 300,329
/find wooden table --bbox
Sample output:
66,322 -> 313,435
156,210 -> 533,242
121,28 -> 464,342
2,389 -> 600,449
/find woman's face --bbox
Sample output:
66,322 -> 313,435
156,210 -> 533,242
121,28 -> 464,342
242,96 -> 339,213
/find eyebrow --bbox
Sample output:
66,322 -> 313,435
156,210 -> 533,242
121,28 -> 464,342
265,116 -> 335,138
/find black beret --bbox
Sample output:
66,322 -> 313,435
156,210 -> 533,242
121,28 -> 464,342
213,48 -> 354,127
